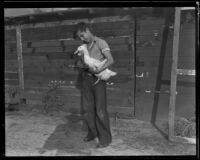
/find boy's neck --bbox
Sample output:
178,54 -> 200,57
89,34 -> 95,43
88,34 -> 95,49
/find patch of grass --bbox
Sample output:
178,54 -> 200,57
162,117 -> 196,138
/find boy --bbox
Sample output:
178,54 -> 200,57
73,22 -> 114,148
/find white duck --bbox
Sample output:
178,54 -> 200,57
74,44 -> 117,85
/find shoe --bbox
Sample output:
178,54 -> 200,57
96,143 -> 110,148
83,136 -> 96,142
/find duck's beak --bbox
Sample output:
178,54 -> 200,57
74,50 -> 79,55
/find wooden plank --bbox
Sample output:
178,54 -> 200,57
64,43 -> 130,53
20,85 -> 133,115
23,48 -> 34,53
127,18 -> 135,113
180,28 -> 195,35
21,85 -> 131,100
5,61 -> 19,72
5,54 -> 18,60
136,48 -> 171,57
179,34 -> 195,46
22,59 -> 69,68
20,91 -> 130,107
5,79 -> 19,85
137,18 -> 165,25
27,44 -> 129,53
176,69 -> 195,76
162,71 -> 196,82
136,84 -> 195,96
136,56 -> 195,68
111,44 -> 130,51
64,45 -> 79,53
136,40 -> 163,48
64,40 -> 82,46
16,46 -> 132,59
137,30 -> 164,36
95,29 -> 131,38
5,47 -> 11,54
63,36 -> 130,46
5,72 -> 19,79
16,26 -> 24,90
22,84 -> 131,96
23,65 -> 130,76
5,43 -> 16,49
23,55 -> 47,61
5,41 -> 29,48
23,74 -> 134,91
5,29 -> 16,41
168,7 -> 181,141
161,85 -> 195,96
21,29 -> 130,41
23,72 -> 78,80
162,80 -> 195,88
136,20 -> 164,36
20,52 -> 131,64
136,73 -> 196,91
31,41 -> 61,47
105,36 -> 130,45
35,46 -> 63,53
136,34 -> 164,41
23,68 -> 79,76
92,20 -> 131,30
24,52 -> 72,60
5,11 -> 134,29
23,72 -> 132,83
20,58 -> 131,69
6,20 -> 132,41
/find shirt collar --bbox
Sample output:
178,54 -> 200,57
89,36 -> 97,49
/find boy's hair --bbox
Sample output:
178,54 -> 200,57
73,22 -> 93,39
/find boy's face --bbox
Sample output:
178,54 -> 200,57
77,28 -> 91,43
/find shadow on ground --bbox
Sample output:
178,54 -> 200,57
5,105 -> 196,156
41,114 -> 94,156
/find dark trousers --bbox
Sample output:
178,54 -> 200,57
82,71 -> 112,144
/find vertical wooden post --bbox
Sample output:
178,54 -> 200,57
168,7 -> 181,141
16,25 -> 24,90
129,17 -> 135,116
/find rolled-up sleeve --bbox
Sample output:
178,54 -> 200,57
98,39 -> 111,53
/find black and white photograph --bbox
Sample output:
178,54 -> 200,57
3,4 -> 198,157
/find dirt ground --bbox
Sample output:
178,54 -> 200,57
5,104 -> 196,156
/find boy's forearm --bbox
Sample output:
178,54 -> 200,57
96,59 -> 113,73
100,61 -> 111,71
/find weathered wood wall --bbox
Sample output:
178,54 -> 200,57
5,9 -> 195,120
5,15 -> 135,116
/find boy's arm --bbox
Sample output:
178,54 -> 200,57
89,39 -> 114,74
97,51 -> 114,73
